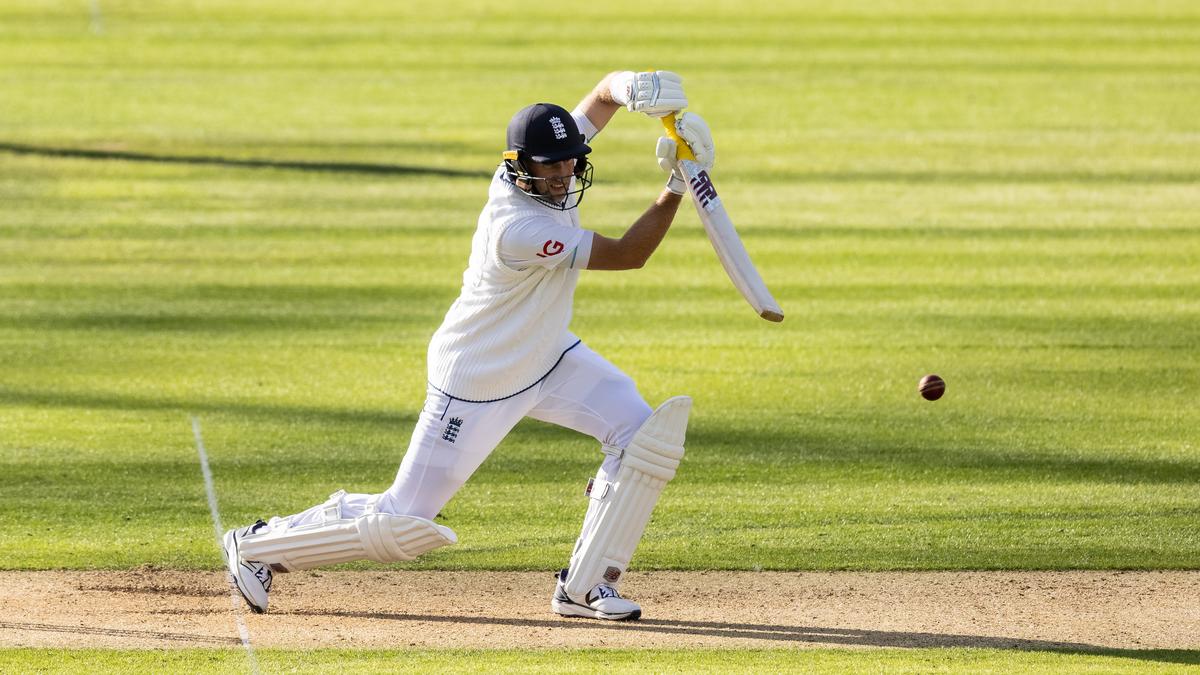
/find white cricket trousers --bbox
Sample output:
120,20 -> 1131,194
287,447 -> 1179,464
277,341 -> 652,529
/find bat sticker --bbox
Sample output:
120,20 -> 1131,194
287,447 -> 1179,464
689,170 -> 721,212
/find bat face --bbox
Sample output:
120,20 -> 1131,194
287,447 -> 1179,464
657,111 -> 782,322
678,159 -> 784,323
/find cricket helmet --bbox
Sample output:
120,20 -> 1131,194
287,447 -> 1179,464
502,102 -> 593,210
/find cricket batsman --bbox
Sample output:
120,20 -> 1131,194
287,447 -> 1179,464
222,70 -> 715,621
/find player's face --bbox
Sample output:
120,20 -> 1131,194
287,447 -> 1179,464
526,158 -> 576,202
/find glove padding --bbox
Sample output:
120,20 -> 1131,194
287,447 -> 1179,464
610,70 -> 688,118
655,112 -> 715,194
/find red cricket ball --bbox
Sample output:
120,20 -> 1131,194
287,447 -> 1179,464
919,374 -> 946,401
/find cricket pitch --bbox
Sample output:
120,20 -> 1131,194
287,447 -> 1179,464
1,570 -> 1196,650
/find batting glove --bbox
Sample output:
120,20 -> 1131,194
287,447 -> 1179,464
656,112 -> 715,194
610,70 -> 688,118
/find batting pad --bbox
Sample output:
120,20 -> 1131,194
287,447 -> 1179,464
239,494 -> 457,572
564,395 -> 690,599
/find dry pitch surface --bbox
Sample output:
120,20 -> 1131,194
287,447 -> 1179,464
1,571 -> 1196,651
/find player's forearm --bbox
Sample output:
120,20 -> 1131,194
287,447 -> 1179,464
613,191 -> 683,269
573,72 -> 626,137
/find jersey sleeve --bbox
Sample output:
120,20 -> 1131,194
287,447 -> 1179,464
572,109 -> 600,143
498,217 -> 594,271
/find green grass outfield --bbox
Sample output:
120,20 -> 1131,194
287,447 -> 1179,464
2,0 -> 1199,670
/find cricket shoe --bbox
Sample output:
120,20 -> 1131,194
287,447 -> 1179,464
221,520 -> 272,614
551,568 -> 641,621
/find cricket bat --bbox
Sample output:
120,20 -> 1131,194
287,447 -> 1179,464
662,113 -> 784,322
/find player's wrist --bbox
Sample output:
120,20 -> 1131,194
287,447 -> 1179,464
665,172 -> 687,195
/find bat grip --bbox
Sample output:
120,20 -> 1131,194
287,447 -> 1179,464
660,113 -> 697,162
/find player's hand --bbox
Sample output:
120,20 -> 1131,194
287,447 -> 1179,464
656,112 -> 715,194
610,70 -> 688,118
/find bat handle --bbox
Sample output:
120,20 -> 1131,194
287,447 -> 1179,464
660,113 -> 697,162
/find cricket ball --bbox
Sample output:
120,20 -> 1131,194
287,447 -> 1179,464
918,374 -> 945,401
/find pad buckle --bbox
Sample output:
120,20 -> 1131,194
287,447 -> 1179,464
584,478 -> 611,501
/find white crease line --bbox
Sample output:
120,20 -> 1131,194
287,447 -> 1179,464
193,416 -> 260,675
88,0 -> 104,34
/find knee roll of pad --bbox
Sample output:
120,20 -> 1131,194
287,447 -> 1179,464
564,396 -> 690,599
239,491 -> 457,572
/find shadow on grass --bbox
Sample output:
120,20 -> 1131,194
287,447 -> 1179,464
0,283 -> 450,304
286,610 -> 1198,664
686,425 -> 1200,486
0,386 -> 413,428
773,168 -> 1200,185
741,225 -> 1200,240
2,312 -> 426,333
2,385 -> 1199,485
5,142 -> 1199,186
0,142 -> 492,179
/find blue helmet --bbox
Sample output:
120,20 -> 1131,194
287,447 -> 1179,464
502,103 -> 593,210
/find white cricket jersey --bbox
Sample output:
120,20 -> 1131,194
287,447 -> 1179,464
427,163 -> 596,402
